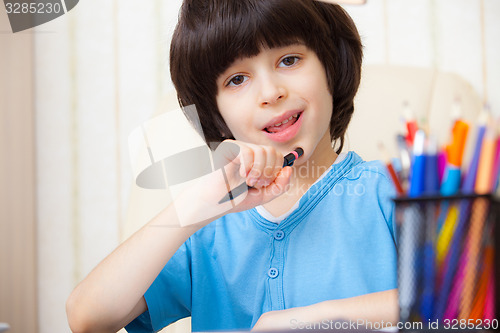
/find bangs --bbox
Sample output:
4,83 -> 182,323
212,0 -> 324,72
179,0 -> 329,85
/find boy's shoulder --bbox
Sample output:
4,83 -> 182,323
341,152 -> 390,182
338,152 -> 396,198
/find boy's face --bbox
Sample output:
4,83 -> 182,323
215,44 -> 334,163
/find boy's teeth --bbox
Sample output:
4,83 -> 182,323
266,113 -> 300,133
273,114 -> 298,127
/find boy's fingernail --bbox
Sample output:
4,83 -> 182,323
247,178 -> 256,186
256,180 -> 267,187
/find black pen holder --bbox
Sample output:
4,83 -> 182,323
393,194 -> 499,330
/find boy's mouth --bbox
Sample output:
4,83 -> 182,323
264,112 -> 302,133
263,111 -> 304,143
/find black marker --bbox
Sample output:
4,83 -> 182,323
218,147 -> 304,204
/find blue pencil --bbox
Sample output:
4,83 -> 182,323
420,136 -> 439,321
399,130 -> 426,322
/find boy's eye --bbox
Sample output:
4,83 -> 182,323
227,75 -> 248,87
279,56 -> 300,67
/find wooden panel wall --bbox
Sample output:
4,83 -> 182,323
0,8 -> 38,333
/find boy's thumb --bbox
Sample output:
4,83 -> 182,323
262,166 -> 293,201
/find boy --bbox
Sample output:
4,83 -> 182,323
66,0 -> 398,332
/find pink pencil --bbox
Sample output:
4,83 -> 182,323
443,242 -> 469,320
438,150 -> 447,187
489,136 -> 500,191
483,268 -> 495,320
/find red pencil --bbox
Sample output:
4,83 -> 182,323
379,142 -> 404,195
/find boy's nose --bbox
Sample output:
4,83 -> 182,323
258,76 -> 287,106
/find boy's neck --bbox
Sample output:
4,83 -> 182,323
290,131 -> 338,189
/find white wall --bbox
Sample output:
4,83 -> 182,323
34,1 -> 499,332
346,0 -> 500,111
35,1 -> 183,332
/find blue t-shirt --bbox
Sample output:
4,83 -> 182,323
126,151 -> 397,332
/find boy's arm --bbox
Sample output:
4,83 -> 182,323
66,141 -> 292,333
66,203 -> 206,333
252,289 -> 399,331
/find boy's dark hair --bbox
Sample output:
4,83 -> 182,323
170,0 -> 363,153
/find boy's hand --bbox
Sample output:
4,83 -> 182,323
252,306 -> 317,331
216,140 -> 293,212
252,290 -> 399,331
172,140 -> 293,226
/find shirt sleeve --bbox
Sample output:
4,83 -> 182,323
371,162 -> 398,289
125,238 -> 193,333
376,161 -> 398,245
350,160 -> 398,292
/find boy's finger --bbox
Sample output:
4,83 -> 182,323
248,147 -> 266,187
261,146 -> 277,180
273,151 -> 285,181
262,150 -> 284,188
233,166 -> 292,211
261,166 -> 293,201
238,145 -> 254,179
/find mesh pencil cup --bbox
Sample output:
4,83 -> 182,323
394,194 -> 499,330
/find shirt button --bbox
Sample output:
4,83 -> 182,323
273,230 -> 285,240
268,267 -> 279,279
